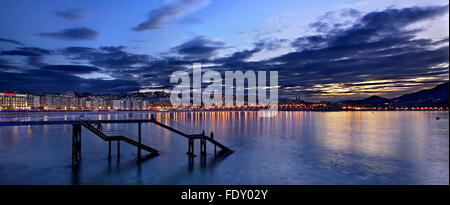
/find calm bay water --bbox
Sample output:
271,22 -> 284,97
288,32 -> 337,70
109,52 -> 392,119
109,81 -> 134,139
0,111 -> 448,185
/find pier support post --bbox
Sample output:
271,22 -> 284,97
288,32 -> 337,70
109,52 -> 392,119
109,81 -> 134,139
203,138 -> 206,155
200,139 -> 206,165
200,130 -> 206,156
200,139 -> 206,156
211,132 -> 216,154
108,141 -> 111,159
72,124 -> 82,168
199,130 -> 207,158
188,138 -> 194,157
138,122 -> 142,162
200,139 -> 203,155
117,141 -> 120,159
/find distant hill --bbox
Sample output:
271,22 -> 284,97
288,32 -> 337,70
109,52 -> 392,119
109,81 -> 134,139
391,82 -> 449,107
341,82 -> 449,107
342,95 -> 390,106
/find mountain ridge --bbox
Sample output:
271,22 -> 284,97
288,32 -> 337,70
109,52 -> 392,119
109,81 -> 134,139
342,82 -> 449,107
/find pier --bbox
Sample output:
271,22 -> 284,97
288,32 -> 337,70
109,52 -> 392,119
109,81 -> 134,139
0,114 -> 233,168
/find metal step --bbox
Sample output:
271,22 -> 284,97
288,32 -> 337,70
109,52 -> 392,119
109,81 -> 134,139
82,123 -> 159,155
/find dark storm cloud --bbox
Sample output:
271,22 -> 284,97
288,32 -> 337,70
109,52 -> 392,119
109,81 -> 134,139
329,5 -> 448,48
0,47 -> 51,56
27,56 -> 45,67
340,8 -> 361,18
60,46 -> 97,55
40,65 -> 101,74
291,35 -> 328,50
0,45 -> 143,93
38,27 -> 98,40
170,36 -> 225,58
0,58 -> 15,69
0,38 -> 25,46
309,9 -> 361,34
60,46 -> 150,68
298,5 -> 450,51
132,44 -> 264,88
55,9 -> 86,21
0,47 -> 50,70
212,48 -> 261,67
309,22 -> 330,33
133,0 -> 210,31
0,58 -> 9,65
0,69 -> 140,94
91,46 -> 150,68
254,38 -> 288,51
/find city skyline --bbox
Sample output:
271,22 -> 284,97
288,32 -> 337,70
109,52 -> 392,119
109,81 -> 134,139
0,0 -> 449,102
1,81 -> 447,111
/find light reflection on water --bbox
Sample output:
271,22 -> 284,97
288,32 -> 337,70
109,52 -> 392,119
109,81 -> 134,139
0,111 -> 448,185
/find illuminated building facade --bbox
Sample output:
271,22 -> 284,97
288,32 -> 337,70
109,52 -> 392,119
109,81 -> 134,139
0,93 -> 27,109
27,94 -> 40,109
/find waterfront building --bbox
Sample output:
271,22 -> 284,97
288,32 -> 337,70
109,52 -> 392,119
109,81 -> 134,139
111,100 -> 124,110
142,100 -> 149,110
0,92 -> 27,109
78,98 -> 86,110
91,98 -> 106,110
59,91 -> 77,110
124,99 -> 136,110
60,96 -> 70,109
85,100 -> 92,109
69,97 -> 78,109
40,94 -> 61,109
26,94 -> 40,109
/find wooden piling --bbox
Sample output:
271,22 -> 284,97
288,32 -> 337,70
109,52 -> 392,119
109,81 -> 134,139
72,124 -> 82,168
211,132 -> 215,154
117,141 -> 120,159
138,122 -> 142,162
108,141 -> 111,159
188,138 -> 194,157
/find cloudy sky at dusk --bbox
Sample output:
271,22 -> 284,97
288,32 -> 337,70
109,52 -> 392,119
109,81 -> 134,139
0,0 -> 448,101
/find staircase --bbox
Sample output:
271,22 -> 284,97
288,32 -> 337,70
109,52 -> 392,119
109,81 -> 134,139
203,136 -> 233,153
82,123 -> 159,155
150,117 -> 233,153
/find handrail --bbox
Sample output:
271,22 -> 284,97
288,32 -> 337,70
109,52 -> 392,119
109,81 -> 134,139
149,116 -> 233,152
103,129 -> 159,148
82,122 -> 159,155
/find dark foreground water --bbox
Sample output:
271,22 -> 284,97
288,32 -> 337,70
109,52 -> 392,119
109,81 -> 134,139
0,111 -> 448,185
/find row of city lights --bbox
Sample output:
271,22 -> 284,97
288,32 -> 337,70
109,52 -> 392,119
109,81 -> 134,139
1,105 -> 448,111
341,106 -> 448,110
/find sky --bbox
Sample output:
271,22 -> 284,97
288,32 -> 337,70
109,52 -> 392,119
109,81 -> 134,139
0,0 -> 448,101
